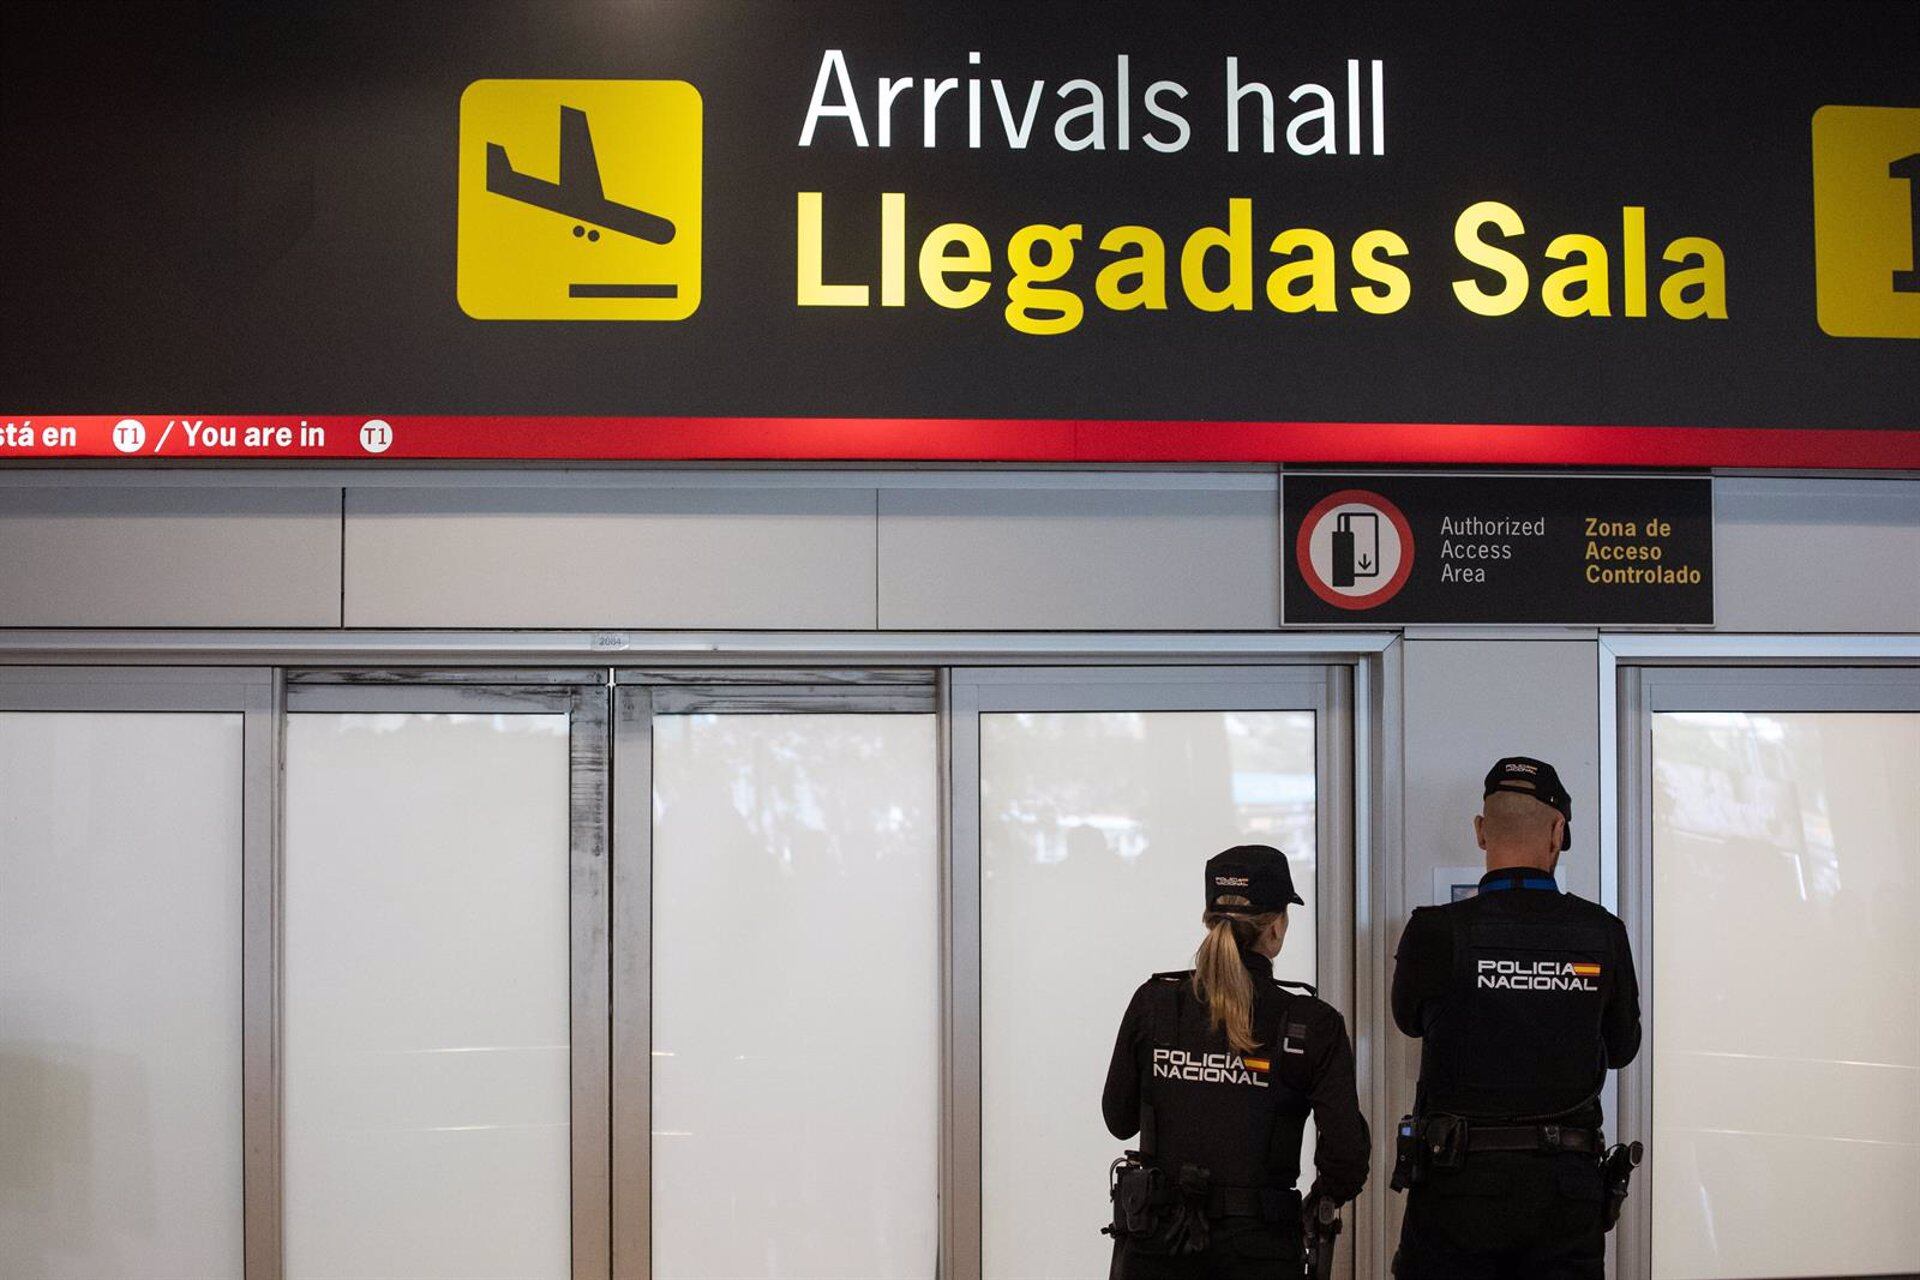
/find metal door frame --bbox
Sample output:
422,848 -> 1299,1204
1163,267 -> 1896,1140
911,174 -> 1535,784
945,664 -> 1361,1280
0,666 -> 280,1277
608,668 -> 940,1277
283,669 -> 614,1280
1611,662 -> 1920,1280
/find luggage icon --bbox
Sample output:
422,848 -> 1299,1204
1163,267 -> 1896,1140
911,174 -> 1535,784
1331,511 -> 1380,587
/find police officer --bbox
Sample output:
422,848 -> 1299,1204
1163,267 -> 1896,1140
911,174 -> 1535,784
1390,758 -> 1642,1279
1103,844 -> 1370,1278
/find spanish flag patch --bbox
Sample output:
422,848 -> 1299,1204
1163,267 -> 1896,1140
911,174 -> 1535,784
1570,963 -> 1603,977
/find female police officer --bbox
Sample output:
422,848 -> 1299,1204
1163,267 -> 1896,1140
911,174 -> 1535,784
1103,844 -> 1370,1278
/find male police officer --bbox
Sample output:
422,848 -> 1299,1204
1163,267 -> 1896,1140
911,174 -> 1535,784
1390,758 -> 1641,1280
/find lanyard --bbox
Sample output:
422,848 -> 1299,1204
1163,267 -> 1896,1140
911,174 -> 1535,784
1480,874 -> 1558,893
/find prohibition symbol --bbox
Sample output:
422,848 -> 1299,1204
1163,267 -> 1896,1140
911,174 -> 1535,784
1296,489 -> 1415,610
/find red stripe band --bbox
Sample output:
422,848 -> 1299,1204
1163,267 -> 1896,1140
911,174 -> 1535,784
2,415 -> 1917,468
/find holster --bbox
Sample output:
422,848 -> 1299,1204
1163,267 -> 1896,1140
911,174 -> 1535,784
1103,1153 -> 1212,1256
1600,1140 -> 1644,1231
1390,1112 -> 1469,1191
1423,1114 -> 1471,1168
1303,1194 -> 1342,1280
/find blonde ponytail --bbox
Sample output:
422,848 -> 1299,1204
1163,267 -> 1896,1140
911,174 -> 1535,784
1191,902 -> 1285,1055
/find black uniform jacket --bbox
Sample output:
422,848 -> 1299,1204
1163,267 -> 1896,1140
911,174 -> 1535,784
1392,867 -> 1641,1124
1102,950 -> 1370,1205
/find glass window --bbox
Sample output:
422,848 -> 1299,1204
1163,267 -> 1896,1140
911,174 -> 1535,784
283,712 -> 573,1280
650,712 -> 941,1278
0,711 -> 245,1279
1652,710 -> 1920,1279
980,710 -> 1318,1280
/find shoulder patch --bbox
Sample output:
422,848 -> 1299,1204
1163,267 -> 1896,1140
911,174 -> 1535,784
1282,1018 -> 1312,1055
1272,977 -> 1318,997
1151,969 -> 1193,983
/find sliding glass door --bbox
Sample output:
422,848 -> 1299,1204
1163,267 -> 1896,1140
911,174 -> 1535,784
950,667 -> 1354,1280
613,673 -> 941,1278
1,659 -> 1357,1280
1619,667 -> 1920,1280
281,675 -> 610,1280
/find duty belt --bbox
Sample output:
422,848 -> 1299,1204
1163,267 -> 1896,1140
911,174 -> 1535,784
1394,1113 -> 1608,1191
1206,1184 -> 1297,1221
1458,1122 -> 1603,1155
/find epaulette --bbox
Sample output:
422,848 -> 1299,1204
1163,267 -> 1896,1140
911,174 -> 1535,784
1272,977 -> 1318,997
1151,969 -> 1193,983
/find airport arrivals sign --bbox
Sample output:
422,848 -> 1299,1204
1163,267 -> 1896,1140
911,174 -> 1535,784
0,3 -> 1916,465
1282,473 -> 1714,625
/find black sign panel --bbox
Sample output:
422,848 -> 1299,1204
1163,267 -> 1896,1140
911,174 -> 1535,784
0,0 -> 1915,434
1282,473 -> 1713,625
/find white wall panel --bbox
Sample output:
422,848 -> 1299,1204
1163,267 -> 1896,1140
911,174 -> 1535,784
1400,640 -> 1600,904
1713,477 -> 1920,633
878,481 -> 1280,630
5,470 -> 1915,635
344,486 -> 877,628
0,711 -> 244,1279
0,486 -> 341,626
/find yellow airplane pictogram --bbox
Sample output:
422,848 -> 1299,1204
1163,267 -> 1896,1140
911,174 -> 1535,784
458,79 -> 702,320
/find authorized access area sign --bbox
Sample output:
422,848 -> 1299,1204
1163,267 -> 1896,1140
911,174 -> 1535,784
1283,473 -> 1713,625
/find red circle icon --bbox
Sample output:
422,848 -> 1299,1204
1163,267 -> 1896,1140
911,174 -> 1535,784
1295,489 -> 1416,610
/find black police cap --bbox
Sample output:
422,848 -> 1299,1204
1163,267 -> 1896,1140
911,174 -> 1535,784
1204,844 -> 1305,914
1484,756 -> 1573,851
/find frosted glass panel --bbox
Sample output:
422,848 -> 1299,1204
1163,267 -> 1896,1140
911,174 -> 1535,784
1652,711 -> 1920,1279
651,713 -> 939,1279
0,712 -> 245,1280
981,710 -> 1317,1280
284,712 -> 572,1280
